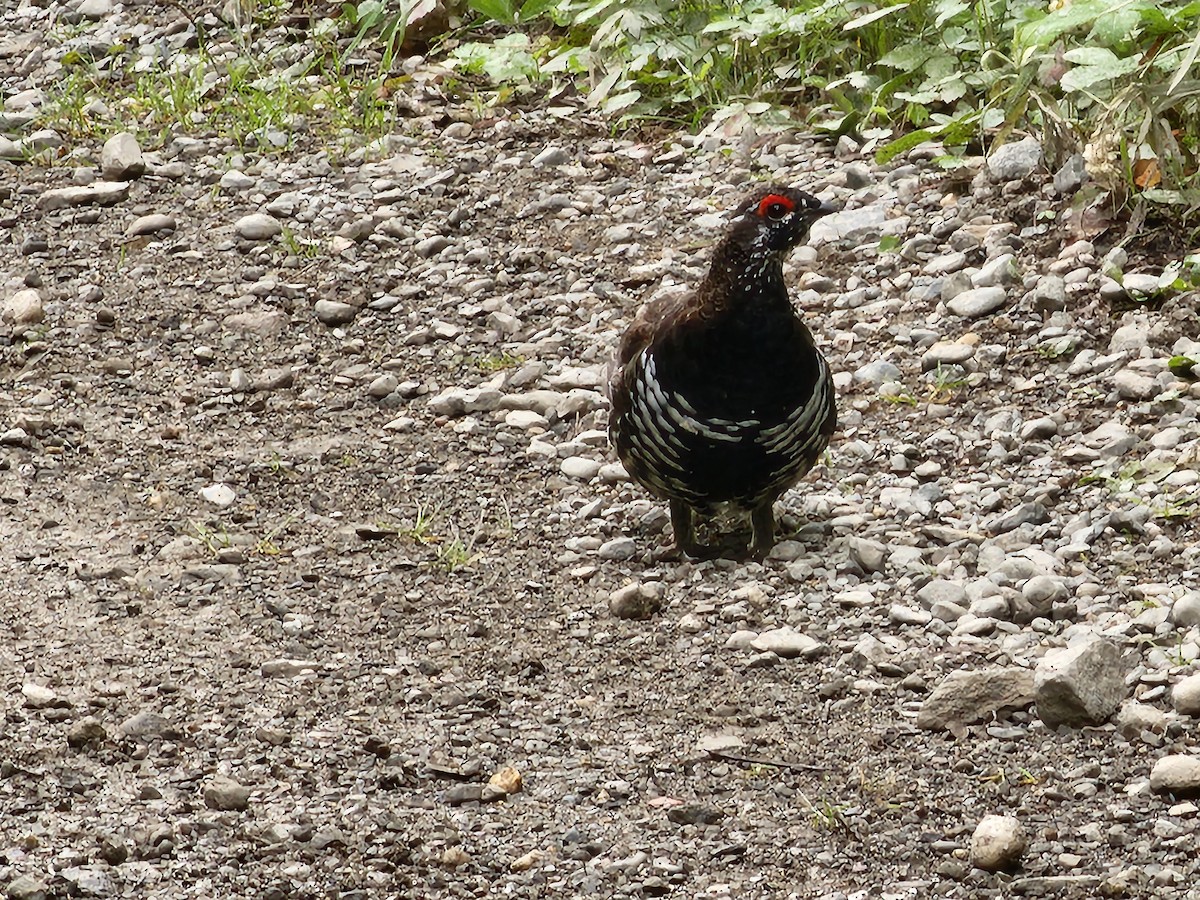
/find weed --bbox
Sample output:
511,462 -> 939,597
882,391 -> 918,407
187,520 -> 232,555
471,350 -> 526,373
436,539 -> 474,572
396,501 -> 440,545
928,363 -> 968,398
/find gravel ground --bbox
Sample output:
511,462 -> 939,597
4,4 -> 1200,899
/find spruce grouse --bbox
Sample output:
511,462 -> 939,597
608,185 -> 837,559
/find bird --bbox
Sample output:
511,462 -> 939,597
608,185 -> 837,560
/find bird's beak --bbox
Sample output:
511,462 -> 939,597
815,200 -> 839,217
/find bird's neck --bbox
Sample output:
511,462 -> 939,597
699,240 -> 790,318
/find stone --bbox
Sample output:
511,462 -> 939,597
235,213 -> 282,240
415,235 -> 451,257
1053,153 -> 1087,194
1115,701 -> 1166,740
125,214 -> 176,237
200,484 -> 236,507
972,253 -> 1020,287
532,146 -> 570,167
1034,638 -> 1127,728
987,136 -> 1043,181
37,182 -> 130,209
560,457 -> 601,480
917,667 -> 1034,729
1171,592 -> 1200,628
3,288 -> 43,324
987,502 -> 1049,534
749,627 -> 826,660
608,582 -> 663,619
204,776 -> 252,811
970,815 -> 1027,871
947,286 -> 1008,318
101,132 -> 144,180
5,874 -> 49,900
314,299 -> 357,326
847,536 -> 887,573
66,716 -> 107,748
1113,368 -> 1157,401
1172,673 -> 1200,717
1150,756 -> 1200,796
921,341 -> 975,370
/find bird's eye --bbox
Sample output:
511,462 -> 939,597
765,202 -> 789,220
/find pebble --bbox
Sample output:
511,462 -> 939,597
100,132 -> 144,180
560,457 -> 601,481
986,136 -> 1043,180
199,484 -> 237,507
749,627 -> 825,660
1034,638 -> 1127,728
203,776 -> 252,811
3,287 -> 43,324
921,340 -> 975,370
125,214 -> 177,237
1149,756 -> 1200,796
608,581 -> 663,619
37,182 -> 130,209
970,814 -> 1027,871
946,286 -> 1007,318
917,667 -> 1034,729
1171,593 -> 1200,627
235,213 -> 282,240
314,299 -> 357,325
1172,673 -> 1200,717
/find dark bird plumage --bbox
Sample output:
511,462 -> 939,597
608,186 -> 837,559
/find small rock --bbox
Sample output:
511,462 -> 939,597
199,484 -> 237,507
970,815 -> 1027,871
22,683 -> 62,709
921,341 -> 975,370
1053,153 -> 1087,194
987,136 -> 1043,181
101,132 -> 144,180
986,502 -> 1049,534
847,536 -> 887,573
608,581 -> 664,619
917,667 -> 1034,730
415,235 -> 451,257
1113,368 -> 1158,401
367,374 -> 399,398
314,299 -> 357,326
1115,701 -> 1166,740
37,181 -> 130,209
532,146 -> 570,167
204,776 -> 252,811
972,253 -> 1020,287
946,286 -> 1008,318
749,627 -> 825,660
560,457 -> 601,481
66,716 -> 107,748
1172,672 -> 1200,717
235,213 -> 282,241
666,803 -> 725,825
1171,593 -> 1200,628
125,214 -> 176,237
597,537 -> 637,561
1149,755 -> 1200,797
1034,638 -> 1127,728
3,288 -> 44,325
5,874 -> 49,900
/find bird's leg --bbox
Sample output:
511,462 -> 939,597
669,500 -> 709,558
748,500 -> 777,560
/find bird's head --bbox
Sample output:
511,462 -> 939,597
728,186 -> 837,257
